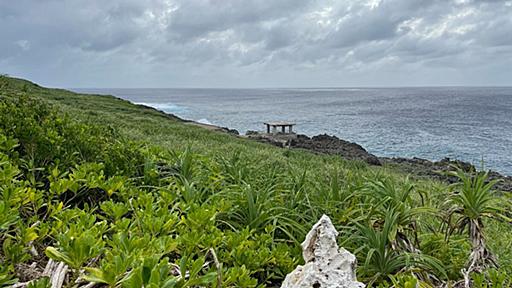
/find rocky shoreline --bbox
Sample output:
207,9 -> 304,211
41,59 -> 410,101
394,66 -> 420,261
138,103 -> 512,192
246,132 -> 512,192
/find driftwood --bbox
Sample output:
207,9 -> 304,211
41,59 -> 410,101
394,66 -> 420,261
8,260 -> 69,288
44,260 -> 69,288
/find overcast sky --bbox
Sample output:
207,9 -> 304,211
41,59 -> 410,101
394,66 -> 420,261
1,0 -> 511,88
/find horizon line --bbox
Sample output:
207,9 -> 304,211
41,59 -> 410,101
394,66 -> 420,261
69,85 -> 512,90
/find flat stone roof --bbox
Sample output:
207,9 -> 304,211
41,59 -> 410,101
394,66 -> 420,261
264,121 -> 296,126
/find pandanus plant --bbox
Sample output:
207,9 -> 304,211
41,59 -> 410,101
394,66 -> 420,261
365,177 -> 435,255
446,169 -> 511,286
357,177 -> 446,284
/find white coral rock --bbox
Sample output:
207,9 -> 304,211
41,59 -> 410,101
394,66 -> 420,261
281,215 -> 365,288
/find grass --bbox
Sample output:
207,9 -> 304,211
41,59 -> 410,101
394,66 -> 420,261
0,75 -> 511,287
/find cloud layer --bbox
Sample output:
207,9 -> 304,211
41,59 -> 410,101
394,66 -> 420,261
1,0 -> 511,87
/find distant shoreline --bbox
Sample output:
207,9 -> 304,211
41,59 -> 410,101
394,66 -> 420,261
135,101 -> 512,192
81,86 -> 512,177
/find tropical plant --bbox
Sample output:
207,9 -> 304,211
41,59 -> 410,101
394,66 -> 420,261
356,208 -> 446,285
445,169 -> 511,284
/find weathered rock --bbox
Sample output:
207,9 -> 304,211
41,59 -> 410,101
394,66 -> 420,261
245,130 -> 260,135
291,134 -> 381,165
281,215 -> 365,288
220,127 -> 240,135
381,157 -> 512,192
249,133 -> 381,165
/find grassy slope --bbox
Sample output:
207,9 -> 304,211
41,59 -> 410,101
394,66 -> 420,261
14,77 -> 389,186
1,76 -> 511,287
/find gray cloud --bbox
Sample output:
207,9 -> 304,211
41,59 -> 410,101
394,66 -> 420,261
0,0 -> 511,87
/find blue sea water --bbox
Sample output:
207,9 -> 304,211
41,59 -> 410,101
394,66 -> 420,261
74,87 -> 512,175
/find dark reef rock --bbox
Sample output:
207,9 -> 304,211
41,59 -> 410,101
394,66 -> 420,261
248,132 -> 512,192
382,157 -> 512,192
220,127 -> 240,135
245,130 -> 259,136
249,133 -> 381,165
290,134 -> 382,165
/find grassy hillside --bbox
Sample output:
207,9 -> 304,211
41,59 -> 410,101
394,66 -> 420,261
1,75 -> 511,287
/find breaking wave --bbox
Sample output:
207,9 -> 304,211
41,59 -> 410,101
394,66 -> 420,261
134,102 -> 188,114
197,118 -> 213,125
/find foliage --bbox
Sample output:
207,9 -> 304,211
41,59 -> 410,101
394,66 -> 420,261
0,76 -> 511,287
445,169 -> 511,282
471,269 -> 510,288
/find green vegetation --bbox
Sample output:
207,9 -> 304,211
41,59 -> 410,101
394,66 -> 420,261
1,75 -> 511,287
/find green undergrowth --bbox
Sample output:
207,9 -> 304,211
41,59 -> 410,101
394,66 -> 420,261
1,75 -> 511,287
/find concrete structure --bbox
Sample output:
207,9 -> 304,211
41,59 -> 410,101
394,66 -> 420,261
264,121 -> 295,134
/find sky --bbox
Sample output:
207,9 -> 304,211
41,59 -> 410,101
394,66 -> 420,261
1,0 -> 511,88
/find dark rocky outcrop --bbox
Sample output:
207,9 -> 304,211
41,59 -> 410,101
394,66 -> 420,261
382,157 -> 512,192
247,131 -> 512,192
247,133 -> 381,165
290,134 -> 382,165
219,127 -> 240,135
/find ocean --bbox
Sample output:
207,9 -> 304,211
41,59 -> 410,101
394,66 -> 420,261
73,87 -> 512,175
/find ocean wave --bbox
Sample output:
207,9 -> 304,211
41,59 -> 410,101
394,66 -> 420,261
134,102 -> 187,114
197,118 -> 213,125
